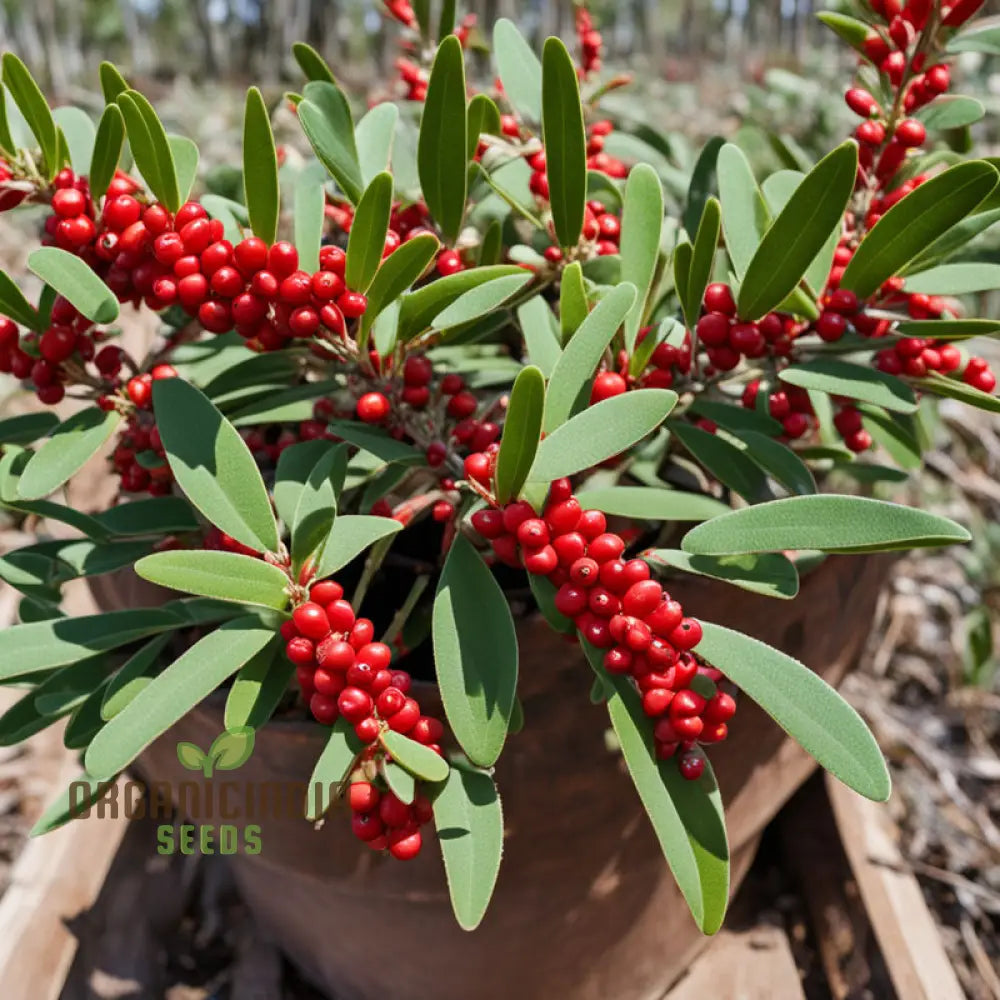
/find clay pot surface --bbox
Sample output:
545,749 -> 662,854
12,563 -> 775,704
129,553 -> 892,1000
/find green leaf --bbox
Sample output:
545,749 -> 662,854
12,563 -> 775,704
841,161 -> 1000,299
243,87 -> 279,244
683,136 -> 725,240
780,360 -> 916,414
673,242 -> 694,327
135,551 -> 290,609
298,81 -> 363,204
85,618 -> 273,780
620,163 -> 664,352
734,430 -> 817,496
671,423 -> 769,502
29,772 -> 118,836
687,400 -> 782,437
686,196 -> 721,334
904,262 -> 1000,295
291,445 -> 347,567
36,539 -> 152,578
315,515 -> 402,578
169,135 -> 199,202
382,761 -> 415,804
273,440 -> 338,528
432,272 -> 532,331
558,261 -> 588,344
293,166 -> 326,274
419,36 -> 468,244
528,572 -> 574,634
118,91 -> 180,212
531,389 -> 677,482
816,11 -> 871,50
737,142 -> 856,320
948,19 -> 1000,55
904,208 -> 1000,275
543,282 -> 637,432
92,496 -> 200,536
682,494 -> 970,555
433,534 -> 518,768
645,549 -> 799,599
52,106 -> 96,173
495,365 -> 545,504
0,412 -> 59,446
325,421 -> 423,465
345,171 -> 394,293
292,42 -> 336,83
573,486 -> 732,522
381,729 -> 449,782
101,633 -> 171,721
361,232 -> 439,339
209,726 -> 256,771
467,94 -> 501,160
224,638 -> 289,731
305,718 -> 363,820
583,643 -> 729,934
717,142 -> 769,279
1,54 -> 58,177
917,96 -> 985,131
229,380 -> 339,427
2,609 -> 179,682
918,371 -> 1000,413
397,264 -> 525,341
0,84 -> 15,156
542,37 -> 586,249
493,19 -> 542,123
860,405 -> 922,470
27,248 -> 119,324
153,378 -> 279,554
89,104 -> 125,200
99,62 -> 129,103
32,655 -> 110,716
356,103 -> 398,186
433,767 -> 504,931
697,622 -> 890,801
0,269 -> 41,330
518,295 -> 562,377
17,407 -> 121,500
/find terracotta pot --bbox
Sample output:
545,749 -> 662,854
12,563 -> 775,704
124,552 -> 891,1000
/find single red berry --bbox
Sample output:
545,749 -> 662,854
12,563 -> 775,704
309,693 -> 339,726
293,602 -> 330,640
669,617 -> 702,650
388,826 -> 422,860
357,392 -> 390,424
349,781 -> 380,813
591,371 -> 627,404
703,283 -> 736,316
679,755 -> 705,781
310,580 -> 344,605
338,291 -> 368,318
286,637 -> 316,665
338,686 -> 374,724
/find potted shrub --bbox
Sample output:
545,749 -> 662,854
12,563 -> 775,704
0,0 -> 996,996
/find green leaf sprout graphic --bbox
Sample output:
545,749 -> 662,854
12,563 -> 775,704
175,726 -> 255,777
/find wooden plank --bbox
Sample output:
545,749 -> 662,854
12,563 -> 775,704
0,758 -> 130,1000
826,773 -> 966,1000
665,925 -> 806,1000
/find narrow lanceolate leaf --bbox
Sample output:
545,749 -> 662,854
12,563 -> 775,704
118,91 -> 181,212
671,422 -> 769,503
345,171 -> 394,293
584,643 -> 729,934
780,360 -> 916,414
27,248 -> 119,324
93,496 -> 200,536
29,772 -> 118,836
0,270 -> 41,330
17,407 -> 121,500
688,400 -> 782,437
101,632 -> 172,721
85,618 -> 274,780
135,551 -> 290,609
683,136 -> 725,240
297,81 -> 363,204
153,378 -> 279,554
381,730 -> 449,783
291,445 -> 346,568
361,233 -> 438,339
433,767 -> 504,931
896,317 -> 1000,341
169,135 -> 199,202
717,143 -> 769,278
292,42 -> 336,83
305,719 -> 364,820
293,166 -> 326,274
816,11 -> 871,50
542,37 -> 587,249
673,242 -> 694,327
89,104 -> 126,201
574,486 -> 730,522
918,371 -> 1000,413
543,282 -> 637,432
466,94 -> 501,160
418,36 -> 468,244
1,609 -> 179,681
0,412 -> 59,447
518,295 -> 562,377
0,84 -> 15,156
697,623 -> 890,801
1,54 -> 58,177
224,638 -> 288,730
917,95 -> 985,130
686,196 -> 721,332
904,262 -> 1000,295
243,87 -> 280,244
53,106 -> 96,173
559,261 -> 588,344
530,389 -> 677,482
645,549 -> 799,600
315,515 -> 402,578
493,19 -> 542,123
433,534 -> 518,768
356,103 -> 398,186
432,272 -> 532,332
99,62 -> 129,103
737,142 -> 856,321
682,494 -> 970,555
620,164 -> 664,353
495,365 -> 545,504
735,430 -> 817,496
841,161 -> 1000,299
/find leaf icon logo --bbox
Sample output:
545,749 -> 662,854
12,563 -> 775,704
175,727 -> 255,777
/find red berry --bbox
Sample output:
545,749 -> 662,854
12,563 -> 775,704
310,693 -> 339,725
590,371 -> 627,404
357,392 -> 390,424
679,755 -> 705,781
293,602 -> 330,640
286,637 -> 316,666
703,283 -> 736,316
337,686 -> 374,724
310,580 -> 344,605
326,599 -> 356,633
388,826 -> 422,860
349,781 -> 380,813
338,291 -> 368,318
387,697 -> 421,733
588,532 -> 625,564
669,618 -> 702,650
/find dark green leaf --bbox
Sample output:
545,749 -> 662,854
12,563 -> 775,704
904,262 -> 1000,295
688,400 -> 782,437
542,37 -> 586,249
381,729 -> 449,782
100,633 -> 171,721
645,548 -> 799,599
816,11 -> 871,50
89,103 -> 126,200
0,269 -> 41,330
495,365 -> 545,503
493,19 -> 542,123
325,421 -> 423,465
467,94 -> 501,160
620,164 -> 664,352
432,272 -> 533,332
292,42 -> 336,83
99,62 -> 129,103
27,248 -> 119,324
917,96 -> 985,131
0,412 -> 59,446
118,91 -> 180,212
735,430 -> 817,496
92,496 -> 200,536
673,241 -> 694,327
780,360 -> 916,414
559,260 -> 588,344
697,623 -> 890,801
418,36 -> 468,244
0,84 -> 15,156
362,233 -> 439,340
918,371 -> 1000,413
169,135 -> 199,202
135,551 -> 290,609
305,718 -> 363,820
224,639 -> 290,731
527,572 -> 574,634
34,656 -> 110,716
841,161 -> 1000,300
345,171 -> 394,293
686,196 -> 721,334
717,142 -> 769,278
433,534 -> 518,767
243,87 -> 279,244
1,53 -> 57,177
298,81 -> 363,204
682,494 -> 970,555
154,378 -> 279,553
859,405 -> 922,469
671,422 -> 769,502
432,767 -> 504,931
574,486 -> 731,521
683,136 -> 725,240
29,772 -> 117,836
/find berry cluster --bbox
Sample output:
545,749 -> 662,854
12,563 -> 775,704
695,282 -> 795,370
741,380 -> 819,443
471,478 -> 734,777
347,777 -> 434,860
574,5 -> 604,77
0,158 -> 29,212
